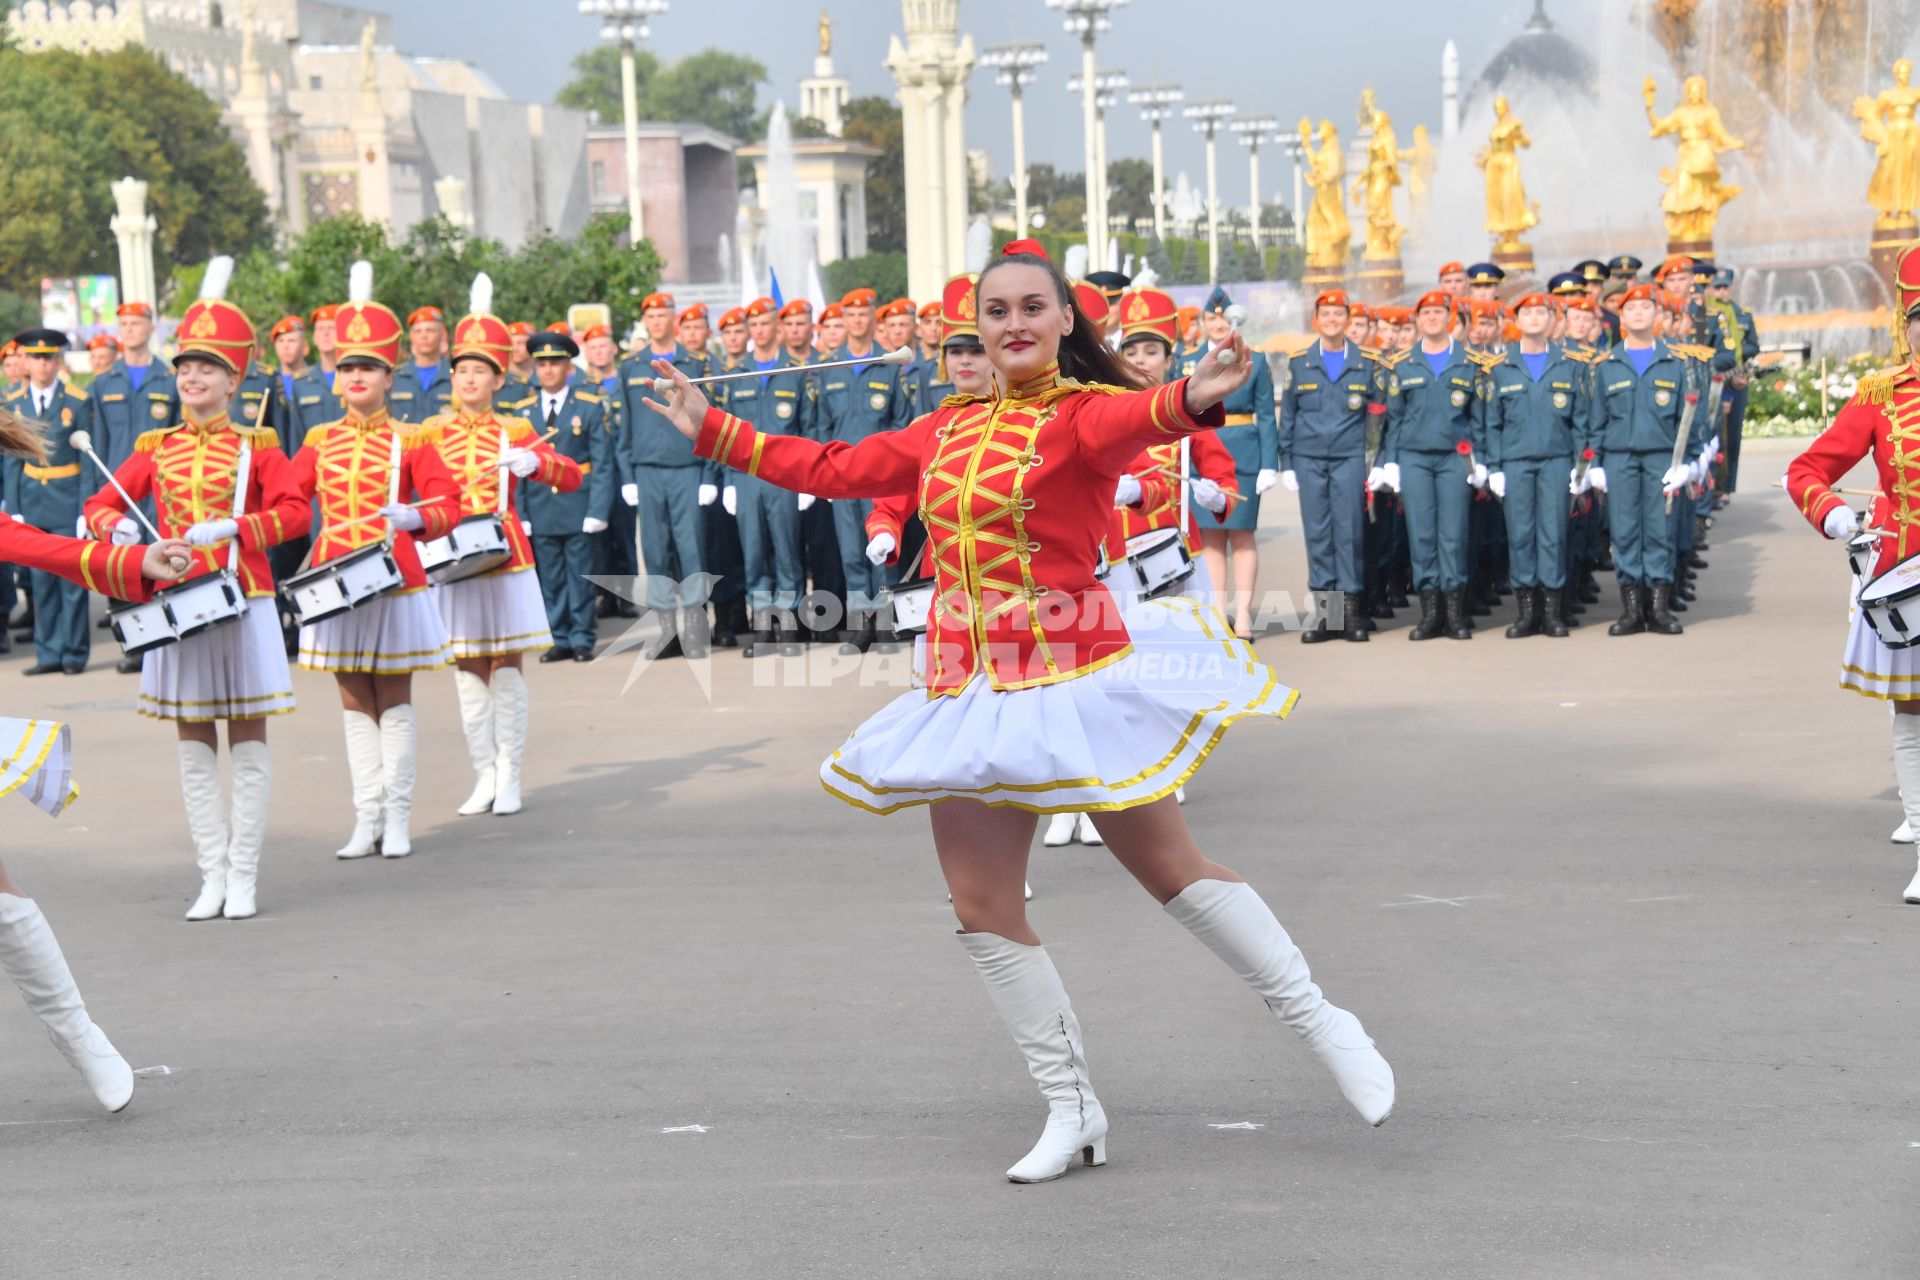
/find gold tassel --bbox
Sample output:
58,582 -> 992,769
133,429 -> 169,453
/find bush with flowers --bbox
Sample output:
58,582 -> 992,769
1740,353 -> 1886,437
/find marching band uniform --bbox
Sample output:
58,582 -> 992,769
428,304 -> 586,816
4,330 -> 97,674
82,291 -> 308,920
287,294 -> 460,859
522,331 -> 613,663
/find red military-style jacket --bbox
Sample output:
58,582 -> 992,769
1,518 -> 157,603
83,414 -> 309,599
286,408 -> 461,591
419,410 -> 581,575
697,364 -> 1224,695
1786,363 -> 1920,579
1115,433 -> 1238,550
863,468 -> 1176,574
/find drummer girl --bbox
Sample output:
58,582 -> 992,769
2,402 -> 193,1109
645,241 -> 1393,1184
288,269 -> 460,860
83,275 -> 309,921
425,277 -> 583,818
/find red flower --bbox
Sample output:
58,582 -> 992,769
1582,448 -> 1597,461
1455,440 -> 1472,455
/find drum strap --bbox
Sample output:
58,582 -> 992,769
497,426 -> 511,516
900,537 -> 927,583
386,435 -> 402,544
228,439 -> 252,576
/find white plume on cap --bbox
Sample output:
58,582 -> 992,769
469,271 -> 493,317
199,255 -> 234,302
348,259 -> 373,304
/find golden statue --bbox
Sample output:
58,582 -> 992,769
1350,103 -> 1405,261
1297,116 -> 1351,272
818,9 -> 832,58
1406,123 -> 1436,228
1855,59 -> 1920,230
1476,95 -> 1539,252
1643,74 -> 1746,245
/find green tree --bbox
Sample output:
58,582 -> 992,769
842,96 -> 906,253
0,47 -> 270,296
824,251 -> 909,304
1106,158 -> 1154,231
556,44 -> 766,140
556,44 -> 661,123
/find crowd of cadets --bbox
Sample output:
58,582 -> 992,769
0,250 -> 1759,670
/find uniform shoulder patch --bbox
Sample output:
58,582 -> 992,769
573,391 -> 602,405
132,427 -> 176,453
938,392 -> 989,409
236,426 -> 281,450
401,424 -> 445,449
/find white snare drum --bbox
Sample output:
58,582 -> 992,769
1858,551 -> 1920,649
109,570 -> 249,655
885,578 -> 936,637
418,513 -> 512,585
284,542 -> 405,626
1848,529 -> 1882,584
1124,529 -> 1194,599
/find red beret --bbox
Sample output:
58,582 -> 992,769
407,306 -> 445,327
1314,289 -> 1351,310
717,307 -> 747,330
1437,262 -> 1466,277
839,288 -> 877,309
507,321 -> 535,337
1509,293 -> 1550,313
677,304 -> 708,324
778,300 -> 813,320
642,292 -> 676,312
115,301 -> 154,320
1415,290 -> 1453,313
745,296 -> 778,319
269,315 -> 305,339
309,304 -> 340,326
1621,284 -> 1658,306
580,323 -> 612,342
1001,238 -> 1049,260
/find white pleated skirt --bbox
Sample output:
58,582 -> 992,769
297,589 -> 453,675
1840,606 -> 1920,701
433,567 -> 552,659
0,716 -> 76,816
826,594 -> 1297,816
140,602 -> 296,722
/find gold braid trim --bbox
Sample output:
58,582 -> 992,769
133,428 -> 172,453
939,393 -> 990,409
1854,367 -> 1904,409
401,424 -> 445,449
236,426 -> 280,450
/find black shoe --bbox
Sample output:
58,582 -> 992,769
1608,583 -> 1646,636
1443,589 -> 1473,639
1686,551 -> 1708,571
678,607 -> 711,660
572,647 -> 596,662
60,660 -> 86,675
596,597 -> 619,619
539,645 -> 576,663
1299,619 -> 1331,644
1407,589 -> 1445,642
1343,593 -> 1370,642
0,630 -> 11,654
1389,590 -> 1411,610
838,623 -> 873,655
776,625 -> 804,656
1367,592 -> 1395,620
711,618 -> 739,649
116,654 -> 142,674
1647,581 -> 1685,635
1541,587 -> 1570,638
1505,586 -> 1541,638
21,662 -> 59,675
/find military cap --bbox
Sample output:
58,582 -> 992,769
918,300 -> 941,320
1465,262 -> 1505,285
507,321 -> 536,338
1313,289 -> 1351,311
1711,268 -> 1735,288
1437,261 -> 1466,279
309,303 -> 341,327
1085,270 -> 1131,304
1573,259 -> 1608,284
819,302 -> 844,322
579,323 -> 612,343
1607,254 -> 1644,278
1548,272 -> 1586,297
678,303 -> 708,324
14,327 -> 70,355
1414,290 -> 1452,313
1620,283 -> 1658,306
1203,285 -> 1233,314
839,288 -> 877,309
1509,292 -> 1550,315
717,307 -> 747,330
406,306 -> 446,328
527,330 -> 579,360
876,298 -> 916,321
745,296 -> 778,319
641,292 -> 676,313
777,300 -> 813,320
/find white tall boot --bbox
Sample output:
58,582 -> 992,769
453,669 -> 496,816
336,710 -> 385,859
1164,878 -> 1395,1126
1892,716 -> 1920,903
959,932 -> 1108,1183
0,894 -> 133,1112
1041,813 -> 1075,847
1076,813 -> 1103,845
378,704 -> 417,857
223,740 -> 270,920
178,740 -> 229,921
490,667 -> 528,816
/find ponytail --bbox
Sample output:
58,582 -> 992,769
978,253 -> 1149,391
0,405 -> 47,464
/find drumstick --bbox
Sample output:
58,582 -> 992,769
646,346 -> 913,392
1771,479 -> 1881,498
326,496 -> 447,534
67,429 -> 190,573
1138,461 -> 1246,504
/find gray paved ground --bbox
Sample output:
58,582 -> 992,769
3,438 -> 1915,1279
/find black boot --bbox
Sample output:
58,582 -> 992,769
1541,587 -> 1570,638
1367,587 -> 1394,620
1686,550 -> 1708,571
838,618 -> 873,655
1407,589 -> 1445,641
1443,589 -> 1473,640
1504,586 -> 1540,638
1608,582 -> 1646,636
1343,592 -> 1370,642
775,611 -> 805,656
1300,592 -> 1332,644
710,607 -> 739,649
1646,581 -> 1685,635
679,605 -> 711,659
742,609 -> 773,658
1578,569 -> 1600,604
649,609 -> 683,660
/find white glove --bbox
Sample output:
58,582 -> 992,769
10,512 -> 24,524
184,518 -> 239,546
1569,466 -> 1591,496
1190,477 -> 1228,513
621,482 -> 639,507
698,483 -> 718,507
1660,463 -> 1691,494
500,447 -> 541,479
722,486 -> 737,516
1489,471 -> 1507,499
111,516 -> 142,546
1470,462 -> 1489,489
1588,465 -> 1608,493
1278,469 -> 1297,493
380,503 -> 424,533
74,515 -> 89,538
1823,505 -> 1860,540
1382,462 -> 1402,493
1114,474 -> 1143,507
797,493 -> 816,512
582,516 -> 608,535
1687,457 -> 1707,486
520,519 -> 533,536
865,531 -> 896,565
1366,466 -> 1387,492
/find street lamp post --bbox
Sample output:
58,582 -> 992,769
580,0 -> 668,245
1128,84 -> 1183,243
1231,115 -> 1278,251
1068,69 -> 1127,263
1277,129 -> 1307,247
1048,0 -> 1124,267
980,42 -> 1049,235
1185,98 -> 1234,283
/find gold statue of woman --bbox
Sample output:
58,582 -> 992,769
1298,117 -> 1351,271
1855,59 -> 1920,230
1350,105 -> 1405,261
1643,74 -> 1745,244
1477,96 -> 1538,251
1406,123 -> 1436,228
818,10 -> 832,58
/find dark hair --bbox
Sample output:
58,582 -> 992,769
976,253 -> 1148,390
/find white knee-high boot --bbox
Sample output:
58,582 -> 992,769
0,894 -> 133,1112
378,704 -> 417,857
959,932 -> 1108,1183
178,740 -> 229,921
1042,813 -> 1076,847
1164,878 -> 1395,1126
336,710 -> 385,859
1891,715 -> 1920,903
490,667 -> 528,816
223,740 -> 270,920
453,669 -> 496,816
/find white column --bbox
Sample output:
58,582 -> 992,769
944,78 -> 968,272
109,177 -> 157,308
1205,129 -> 1220,284
1150,121 -> 1166,243
925,88 -> 949,290
1011,87 -> 1030,234
620,40 -> 645,242
1094,109 -> 1109,264
1079,39 -> 1100,266
1248,145 -> 1261,247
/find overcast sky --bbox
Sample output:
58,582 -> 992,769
365,0 -> 1623,210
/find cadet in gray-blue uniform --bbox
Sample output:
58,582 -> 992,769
388,306 -> 454,424
1380,292 -> 1485,641
615,311 -> 714,659
1484,292 -> 1591,639
1707,268 -> 1760,495
1279,287 -> 1379,642
1591,284 -> 1713,636
84,345 -> 175,478
3,330 -> 95,674
519,331 -> 614,662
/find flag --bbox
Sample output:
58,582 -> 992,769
768,267 -> 785,309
